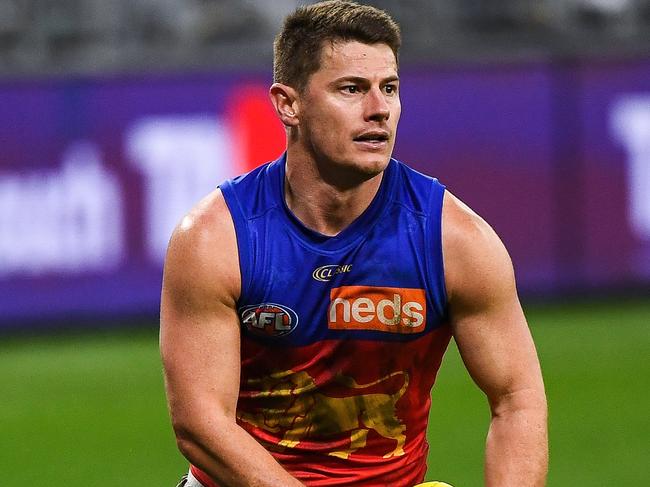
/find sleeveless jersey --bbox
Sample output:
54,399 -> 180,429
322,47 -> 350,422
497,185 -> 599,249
191,154 -> 452,487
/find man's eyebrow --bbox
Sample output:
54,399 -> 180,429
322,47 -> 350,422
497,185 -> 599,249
331,75 -> 400,84
331,76 -> 369,85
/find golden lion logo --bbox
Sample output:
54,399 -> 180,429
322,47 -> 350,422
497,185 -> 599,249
237,369 -> 409,459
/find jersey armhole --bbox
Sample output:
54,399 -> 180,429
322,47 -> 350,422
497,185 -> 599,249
424,180 -> 449,321
219,180 -> 253,304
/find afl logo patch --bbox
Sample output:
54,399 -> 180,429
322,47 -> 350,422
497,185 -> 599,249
240,303 -> 299,337
312,264 -> 353,282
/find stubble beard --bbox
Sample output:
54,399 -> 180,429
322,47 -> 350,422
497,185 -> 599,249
313,146 -> 390,190
303,134 -> 392,190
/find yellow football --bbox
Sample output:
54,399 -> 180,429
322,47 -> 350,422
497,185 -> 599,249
413,482 -> 454,487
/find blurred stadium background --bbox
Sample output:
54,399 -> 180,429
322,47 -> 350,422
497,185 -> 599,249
1,0 -> 649,485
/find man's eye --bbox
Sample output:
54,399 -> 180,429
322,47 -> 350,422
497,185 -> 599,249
385,84 -> 397,94
342,85 -> 358,94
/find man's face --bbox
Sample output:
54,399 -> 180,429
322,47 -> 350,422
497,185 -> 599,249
297,40 -> 401,179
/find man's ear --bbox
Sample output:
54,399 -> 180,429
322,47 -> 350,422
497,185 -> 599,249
269,83 -> 300,127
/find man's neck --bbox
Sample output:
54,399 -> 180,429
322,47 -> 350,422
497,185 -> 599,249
284,152 -> 384,237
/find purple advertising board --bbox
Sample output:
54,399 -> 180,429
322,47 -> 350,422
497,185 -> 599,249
1,60 -> 649,329
0,72 -> 284,327
578,59 -> 650,287
396,63 -> 557,291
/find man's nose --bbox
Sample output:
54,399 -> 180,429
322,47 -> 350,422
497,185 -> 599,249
364,87 -> 390,122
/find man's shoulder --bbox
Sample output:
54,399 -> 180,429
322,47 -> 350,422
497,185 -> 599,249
442,191 -> 514,306
164,187 -> 240,302
442,191 -> 491,243
442,191 -> 508,266
176,188 -> 233,243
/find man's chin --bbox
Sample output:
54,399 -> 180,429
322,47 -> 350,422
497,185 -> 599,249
354,155 -> 391,176
331,156 -> 390,187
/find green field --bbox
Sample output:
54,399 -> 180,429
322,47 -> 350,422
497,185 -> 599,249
1,299 -> 649,486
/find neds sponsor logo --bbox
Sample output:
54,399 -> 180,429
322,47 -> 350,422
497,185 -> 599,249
328,286 -> 426,333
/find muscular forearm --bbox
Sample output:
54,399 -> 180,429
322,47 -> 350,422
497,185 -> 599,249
484,390 -> 548,487
175,417 -> 304,487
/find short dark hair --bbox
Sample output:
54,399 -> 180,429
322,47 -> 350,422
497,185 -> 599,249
273,0 -> 401,91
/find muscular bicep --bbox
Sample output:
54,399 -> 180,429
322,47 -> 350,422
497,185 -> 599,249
450,288 -> 541,407
160,190 -> 242,429
442,192 -> 544,409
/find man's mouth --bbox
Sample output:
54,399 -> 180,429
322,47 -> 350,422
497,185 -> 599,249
353,131 -> 390,143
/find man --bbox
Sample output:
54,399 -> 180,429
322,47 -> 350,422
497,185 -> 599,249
160,1 -> 548,486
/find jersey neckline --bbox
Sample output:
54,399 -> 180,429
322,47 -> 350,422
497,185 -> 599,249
270,153 -> 397,252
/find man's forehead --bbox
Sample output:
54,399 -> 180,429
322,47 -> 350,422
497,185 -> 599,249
318,40 -> 398,75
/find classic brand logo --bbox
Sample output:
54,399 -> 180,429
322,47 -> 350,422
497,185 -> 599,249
312,264 -> 353,282
240,303 -> 298,337
328,286 -> 426,333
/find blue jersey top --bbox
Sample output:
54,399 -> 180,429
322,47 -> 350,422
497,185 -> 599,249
192,154 -> 452,487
